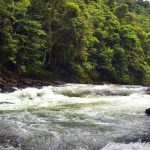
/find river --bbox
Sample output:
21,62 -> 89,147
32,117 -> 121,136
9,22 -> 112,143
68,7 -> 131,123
0,84 -> 150,150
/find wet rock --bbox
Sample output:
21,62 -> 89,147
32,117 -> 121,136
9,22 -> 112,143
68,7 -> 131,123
0,77 -> 4,83
146,88 -> 150,94
0,76 -> 17,93
1,84 -> 16,93
32,80 -> 42,86
53,81 -> 65,85
8,79 -> 17,84
0,77 -> 6,89
43,81 -> 54,86
0,77 -> 64,93
19,79 -> 32,86
145,108 -> 150,115
19,79 -> 54,87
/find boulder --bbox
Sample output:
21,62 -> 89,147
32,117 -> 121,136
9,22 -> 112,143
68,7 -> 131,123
43,81 -> 54,86
19,79 -> 32,85
1,86 -> 16,93
145,108 -> 150,115
53,81 -> 65,85
146,88 -> 150,94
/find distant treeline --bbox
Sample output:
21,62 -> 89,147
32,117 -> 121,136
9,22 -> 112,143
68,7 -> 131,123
0,0 -> 150,84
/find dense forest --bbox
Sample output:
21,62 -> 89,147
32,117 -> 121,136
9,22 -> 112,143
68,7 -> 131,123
0,0 -> 150,85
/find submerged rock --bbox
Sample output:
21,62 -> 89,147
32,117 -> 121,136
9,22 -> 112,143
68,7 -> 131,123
145,108 -> 150,115
145,88 -> 150,95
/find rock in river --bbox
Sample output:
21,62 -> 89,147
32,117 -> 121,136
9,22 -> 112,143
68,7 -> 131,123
145,108 -> 150,115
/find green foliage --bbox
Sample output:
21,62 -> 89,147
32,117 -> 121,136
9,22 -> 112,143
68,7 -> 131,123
65,2 -> 80,18
0,0 -> 46,73
0,0 -> 150,84
115,4 -> 129,19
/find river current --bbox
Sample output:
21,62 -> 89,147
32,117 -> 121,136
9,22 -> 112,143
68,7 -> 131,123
0,84 -> 150,150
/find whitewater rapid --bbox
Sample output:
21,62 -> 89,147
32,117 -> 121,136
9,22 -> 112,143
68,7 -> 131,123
0,84 -> 150,150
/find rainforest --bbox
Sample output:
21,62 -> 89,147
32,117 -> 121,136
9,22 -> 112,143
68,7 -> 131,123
0,0 -> 150,85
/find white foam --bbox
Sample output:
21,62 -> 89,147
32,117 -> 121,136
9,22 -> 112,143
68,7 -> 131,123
0,84 -> 149,112
101,142 -> 150,150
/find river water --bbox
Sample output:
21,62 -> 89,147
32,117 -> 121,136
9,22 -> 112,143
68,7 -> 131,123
0,84 -> 150,150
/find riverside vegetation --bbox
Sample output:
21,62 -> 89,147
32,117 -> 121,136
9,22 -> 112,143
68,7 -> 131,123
0,0 -> 150,85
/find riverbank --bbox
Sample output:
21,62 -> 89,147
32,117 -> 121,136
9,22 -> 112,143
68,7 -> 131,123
0,76 -> 67,93
0,74 -> 150,93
